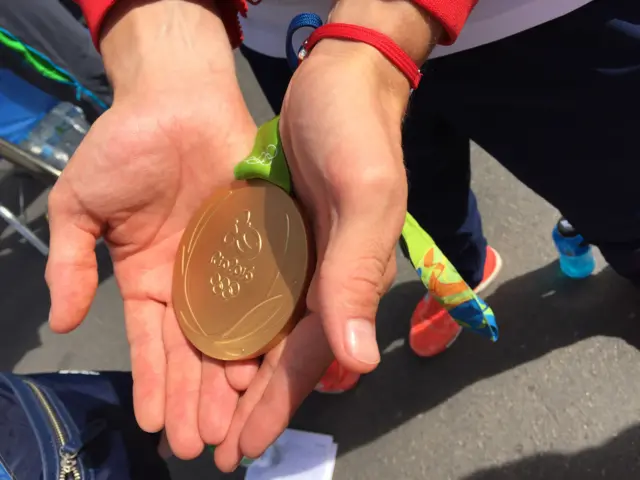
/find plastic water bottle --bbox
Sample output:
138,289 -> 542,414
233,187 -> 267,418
552,218 -> 595,278
20,102 -> 89,171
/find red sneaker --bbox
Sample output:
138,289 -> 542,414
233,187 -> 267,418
314,360 -> 361,394
315,246 -> 502,392
409,246 -> 502,357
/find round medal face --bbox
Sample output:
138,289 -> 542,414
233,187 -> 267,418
173,180 -> 312,360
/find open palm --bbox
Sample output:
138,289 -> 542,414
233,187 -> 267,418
45,86 -> 258,459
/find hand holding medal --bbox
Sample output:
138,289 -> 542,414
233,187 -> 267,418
172,116 -> 497,362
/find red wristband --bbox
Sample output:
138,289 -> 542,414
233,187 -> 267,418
301,24 -> 422,90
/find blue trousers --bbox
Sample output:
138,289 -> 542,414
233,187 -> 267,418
242,0 -> 640,287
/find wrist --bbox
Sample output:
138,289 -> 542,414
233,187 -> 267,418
302,40 -> 411,121
100,0 -> 236,97
328,0 -> 443,65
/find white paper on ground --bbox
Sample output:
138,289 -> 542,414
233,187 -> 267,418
245,429 -> 337,480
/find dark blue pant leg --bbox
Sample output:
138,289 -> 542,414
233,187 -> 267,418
426,0 -> 640,284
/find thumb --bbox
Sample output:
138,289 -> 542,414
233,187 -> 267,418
45,190 -> 101,333
308,217 -> 398,374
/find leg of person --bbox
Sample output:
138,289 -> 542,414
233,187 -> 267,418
404,85 -> 488,289
0,0 -> 112,122
402,84 -> 502,357
427,0 -> 640,285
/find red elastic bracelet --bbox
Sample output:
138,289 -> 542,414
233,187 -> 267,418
301,24 -> 422,90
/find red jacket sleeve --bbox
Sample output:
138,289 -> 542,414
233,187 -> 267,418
76,0 -> 247,51
76,0 -> 117,50
77,0 -> 474,53
412,0 -> 478,45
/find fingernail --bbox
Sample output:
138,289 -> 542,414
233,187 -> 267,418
345,319 -> 380,365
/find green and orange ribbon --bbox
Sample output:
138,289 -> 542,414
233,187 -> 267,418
236,117 -> 499,342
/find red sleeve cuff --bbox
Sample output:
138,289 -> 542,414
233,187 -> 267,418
76,0 -> 118,51
411,0 -> 478,45
217,0 -> 248,49
76,0 -> 247,52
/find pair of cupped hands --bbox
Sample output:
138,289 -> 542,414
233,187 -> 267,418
45,8 -> 413,473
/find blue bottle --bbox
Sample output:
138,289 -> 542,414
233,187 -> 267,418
552,218 -> 595,279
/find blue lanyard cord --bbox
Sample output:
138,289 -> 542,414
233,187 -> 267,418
286,13 -> 324,71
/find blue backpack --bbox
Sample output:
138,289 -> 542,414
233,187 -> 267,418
0,371 -> 171,480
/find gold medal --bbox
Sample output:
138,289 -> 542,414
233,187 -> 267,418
172,180 -> 312,360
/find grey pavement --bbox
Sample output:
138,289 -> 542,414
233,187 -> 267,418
1,53 -> 639,480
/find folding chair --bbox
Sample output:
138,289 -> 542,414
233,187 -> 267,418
0,26 -> 109,255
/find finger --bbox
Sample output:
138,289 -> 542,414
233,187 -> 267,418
45,189 -> 101,333
214,341 -> 285,472
163,307 -> 205,459
124,299 -> 166,434
225,359 -> 260,392
308,215 -> 399,373
198,356 -> 239,446
240,313 -> 333,459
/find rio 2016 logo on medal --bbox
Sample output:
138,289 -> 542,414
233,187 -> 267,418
173,180 -> 312,361
209,210 -> 261,300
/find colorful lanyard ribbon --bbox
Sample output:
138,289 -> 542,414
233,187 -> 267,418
236,118 -> 498,342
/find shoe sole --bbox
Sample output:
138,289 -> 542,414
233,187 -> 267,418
445,325 -> 463,349
474,247 -> 503,295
